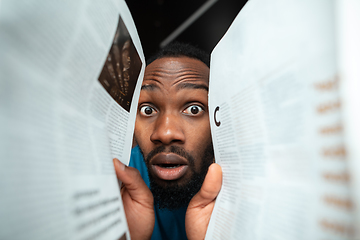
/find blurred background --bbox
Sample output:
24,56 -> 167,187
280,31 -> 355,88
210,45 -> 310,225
126,0 -> 248,60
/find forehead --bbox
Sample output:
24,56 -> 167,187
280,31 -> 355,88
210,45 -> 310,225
142,56 -> 210,90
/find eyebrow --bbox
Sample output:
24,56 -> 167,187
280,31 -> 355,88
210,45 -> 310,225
141,82 -> 209,92
176,82 -> 208,91
141,84 -> 159,91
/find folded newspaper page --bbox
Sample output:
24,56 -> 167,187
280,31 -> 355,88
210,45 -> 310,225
337,0 -> 360,237
0,0 -> 144,239
206,0 -> 357,239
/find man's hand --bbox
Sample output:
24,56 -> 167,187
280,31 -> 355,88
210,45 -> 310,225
185,163 -> 222,240
113,158 -> 155,240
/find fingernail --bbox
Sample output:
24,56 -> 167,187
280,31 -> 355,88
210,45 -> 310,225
115,158 -> 126,171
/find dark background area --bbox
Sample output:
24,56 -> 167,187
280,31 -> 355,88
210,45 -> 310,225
125,0 -> 248,61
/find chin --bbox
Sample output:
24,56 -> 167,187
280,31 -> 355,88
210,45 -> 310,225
138,143 -> 215,209
149,168 -> 207,210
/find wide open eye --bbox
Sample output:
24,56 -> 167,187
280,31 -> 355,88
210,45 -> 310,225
139,105 -> 157,116
183,105 -> 204,116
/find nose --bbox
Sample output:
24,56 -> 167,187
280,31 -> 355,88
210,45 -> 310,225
150,112 -> 185,145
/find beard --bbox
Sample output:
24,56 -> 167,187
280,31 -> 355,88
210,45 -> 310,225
140,143 -> 214,210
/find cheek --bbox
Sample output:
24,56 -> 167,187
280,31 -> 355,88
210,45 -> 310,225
186,122 -> 212,165
134,121 -> 152,152
186,118 -> 211,144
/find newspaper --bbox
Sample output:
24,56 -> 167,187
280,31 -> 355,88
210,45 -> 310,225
0,0 -> 144,239
337,0 -> 360,237
206,0 -> 358,239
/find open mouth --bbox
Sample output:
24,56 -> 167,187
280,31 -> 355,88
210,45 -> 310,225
157,163 -> 184,168
150,153 -> 189,181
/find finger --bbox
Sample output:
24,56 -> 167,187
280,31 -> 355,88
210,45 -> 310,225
190,163 -> 222,207
113,158 -> 153,203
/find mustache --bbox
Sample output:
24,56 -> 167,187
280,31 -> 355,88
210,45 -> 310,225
145,145 -> 195,167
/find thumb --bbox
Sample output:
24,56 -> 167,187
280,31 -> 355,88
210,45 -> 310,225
189,163 -> 222,208
185,163 -> 222,240
113,158 -> 153,204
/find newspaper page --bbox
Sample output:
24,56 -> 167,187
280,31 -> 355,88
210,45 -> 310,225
0,0 -> 144,239
206,0 -> 355,239
337,0 -> 360,238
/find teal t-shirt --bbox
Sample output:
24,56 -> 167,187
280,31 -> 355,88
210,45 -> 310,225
129,145 -> 188,240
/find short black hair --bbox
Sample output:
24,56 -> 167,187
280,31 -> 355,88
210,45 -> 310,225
147,42 -> 210,68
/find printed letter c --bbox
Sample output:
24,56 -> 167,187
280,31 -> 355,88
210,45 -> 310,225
214,106 -> 221,127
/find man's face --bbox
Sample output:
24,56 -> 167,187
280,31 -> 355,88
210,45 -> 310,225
134,56 -> 214,209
